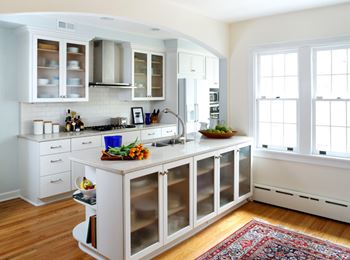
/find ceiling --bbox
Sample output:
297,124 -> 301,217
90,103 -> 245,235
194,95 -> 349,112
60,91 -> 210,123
168,0 -> 350,22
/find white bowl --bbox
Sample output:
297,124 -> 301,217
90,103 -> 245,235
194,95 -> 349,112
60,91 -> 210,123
68,60 -> 79,66
75,176 -> 96,197
38,78 -> 49,85
68,47 -> 79,53
68,78 -> 81,85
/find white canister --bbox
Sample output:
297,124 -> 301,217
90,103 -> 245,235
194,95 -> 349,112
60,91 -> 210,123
52,123 -> 60,134
44,121 -> 52,134
33,120 -> 44,135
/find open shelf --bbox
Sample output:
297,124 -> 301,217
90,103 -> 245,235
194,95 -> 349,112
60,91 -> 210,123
73,190 -> 97,210
73,222 -> 97,252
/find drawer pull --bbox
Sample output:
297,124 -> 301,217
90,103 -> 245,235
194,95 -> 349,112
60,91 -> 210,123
50,159 -> 63,163
50,145 -> 62,149
148,133 -> 155,136
50,178 -> 63,183
82,141 -> 93,145
166,130 -> 173,133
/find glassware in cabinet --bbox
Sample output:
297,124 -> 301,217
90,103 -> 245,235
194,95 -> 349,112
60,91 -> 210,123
238,145 -> 251,197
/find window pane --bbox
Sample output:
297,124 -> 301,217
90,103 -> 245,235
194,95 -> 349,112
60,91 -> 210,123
272,54 -> 284,76
259,100 -> 271,122
284,124 -> 297,148
272,77 -> 284,97
259,77 -> 273,97
316,126 -> 330,151
331,101 -> 346,127
316,101 -> 330,126
259,123 -> 270,146
285,53 -> 297,76
332,49 -> 347,74
271,101 -> 283,123
331,127 -> 346,153
316,75 -> 331,97
271,123 -> 283,146
285,76 -> 298,98
317,50 -> 331,75
332,75 -> 347,98
347,128 -> 350,152
260,55 -> 272,77
284,101 -> 297,124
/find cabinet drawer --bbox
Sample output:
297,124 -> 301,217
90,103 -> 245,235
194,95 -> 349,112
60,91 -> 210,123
161,126 -> 177,137
71,136 -> 101,151
39,172 -> 71,198
102,131 -> 141,147
141,128 -> 162,141
40,139 -> 71,155
40,152 -> 71,176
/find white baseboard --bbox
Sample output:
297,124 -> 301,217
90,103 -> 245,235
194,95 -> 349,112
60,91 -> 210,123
0,189 -> 20,202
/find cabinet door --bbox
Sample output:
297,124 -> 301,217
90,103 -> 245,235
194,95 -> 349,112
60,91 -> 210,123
191,54 -> 205,76
237,145 -> 252,199
34,36 -> 62,101
124,166 -> 163,259
206,56 -> 219,86
65,41 -> 88,100
163,158 -> 193,243
133,51 -> 149,99
178,52 -> 192,74
194,152 -> 218,226
218,148 -> 235,213
151,53 -> 164,99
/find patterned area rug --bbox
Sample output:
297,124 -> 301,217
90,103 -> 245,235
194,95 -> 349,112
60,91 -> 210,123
196,219 -> 350,259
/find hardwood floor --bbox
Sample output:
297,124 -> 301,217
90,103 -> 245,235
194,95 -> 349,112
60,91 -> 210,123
0,199 -> 349,260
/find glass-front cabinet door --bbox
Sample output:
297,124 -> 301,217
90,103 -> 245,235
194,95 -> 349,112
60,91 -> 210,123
151,53 -> 164,98
218,148 -> 235,212
133,51 -> 148,98
65,42 -> 88,100
237,145 -> 252,199
163,158 -> 193,243
125,166 -> 163,259
36,38 -> 61,100
194,152 -> 218,226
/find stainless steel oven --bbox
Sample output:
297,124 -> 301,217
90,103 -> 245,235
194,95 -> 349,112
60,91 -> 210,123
210,90 -> 219,103
210,104 -> 219,119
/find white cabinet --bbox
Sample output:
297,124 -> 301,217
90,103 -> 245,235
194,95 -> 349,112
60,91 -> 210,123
132,50 -> 165,100
17,28 -> 89,103
236,144 -> 252,200
141,128 -> 162,141
40,172 -> 71,198
178,52 -> 205,78
161,126 -> 177,138
206,56 -> 219,87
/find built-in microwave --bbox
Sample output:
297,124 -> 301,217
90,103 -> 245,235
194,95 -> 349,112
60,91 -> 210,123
210,91 -> 219,103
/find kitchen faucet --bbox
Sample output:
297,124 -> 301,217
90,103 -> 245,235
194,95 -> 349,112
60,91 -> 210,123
162,108 -> 187,144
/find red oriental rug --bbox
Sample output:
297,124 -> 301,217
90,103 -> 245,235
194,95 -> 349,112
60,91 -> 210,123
196,219 -> 350,259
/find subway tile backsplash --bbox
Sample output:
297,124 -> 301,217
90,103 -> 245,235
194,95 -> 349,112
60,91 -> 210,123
20,88 -> 152,134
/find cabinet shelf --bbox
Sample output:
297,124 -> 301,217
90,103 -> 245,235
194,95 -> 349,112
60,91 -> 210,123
73,190 -> 97,210
197,189 -> 214,203
131,217 -> 157,232
131,183 -> 158,199
67,52 -> 84,56
67,85 -> 84,88
152,74 -> 162,77
73,221 -> 98,252
135,72 -> 147,76
197,167 -> 214,176
220,184 -> 233,192
38,48 -> 59,53
168,205 -> 186,216
220,162 -> 233,169
67,68 -> 85,72
135,59 -> 146,63
37,66 -> 58,70
152,61 -> 161,64
168,177 -> 187,186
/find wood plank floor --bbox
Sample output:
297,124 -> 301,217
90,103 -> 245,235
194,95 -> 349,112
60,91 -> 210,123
0,198 -> 349,260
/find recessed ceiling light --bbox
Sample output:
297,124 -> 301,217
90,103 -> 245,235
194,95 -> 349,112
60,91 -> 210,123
100,17 -> 114,21
151,28 -> 160,32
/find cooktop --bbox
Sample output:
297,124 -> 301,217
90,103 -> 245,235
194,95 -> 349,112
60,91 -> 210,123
85,124 -> 136,132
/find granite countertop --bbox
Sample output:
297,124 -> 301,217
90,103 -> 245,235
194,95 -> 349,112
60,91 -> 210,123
18,123 -> 176,142
70,136 -> 252,175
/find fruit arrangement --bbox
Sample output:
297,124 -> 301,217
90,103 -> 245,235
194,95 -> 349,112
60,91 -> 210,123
199,124 -> 237,139
79,177 -> 96,190
206,124 -> 235,134
101,139 -> 150,160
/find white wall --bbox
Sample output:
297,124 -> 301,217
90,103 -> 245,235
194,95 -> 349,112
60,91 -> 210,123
0,28 -> 19,199
230,3 -> 350,201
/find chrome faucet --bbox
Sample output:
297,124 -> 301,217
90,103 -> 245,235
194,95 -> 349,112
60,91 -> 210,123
162,108 -> 187,143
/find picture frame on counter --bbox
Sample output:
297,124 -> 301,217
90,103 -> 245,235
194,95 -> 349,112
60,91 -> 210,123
131,107 -> 144,125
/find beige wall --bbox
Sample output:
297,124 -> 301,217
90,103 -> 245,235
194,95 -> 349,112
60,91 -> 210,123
0,0 -> 229,58
229,3 -> 350,201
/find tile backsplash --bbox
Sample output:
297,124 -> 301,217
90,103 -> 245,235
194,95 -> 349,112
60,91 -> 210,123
20,88 -> 152,134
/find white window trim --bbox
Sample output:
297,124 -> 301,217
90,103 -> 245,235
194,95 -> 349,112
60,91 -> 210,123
249,35 -> 350,169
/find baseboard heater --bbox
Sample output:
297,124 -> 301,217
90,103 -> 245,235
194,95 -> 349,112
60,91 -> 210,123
253,184 -> 350,224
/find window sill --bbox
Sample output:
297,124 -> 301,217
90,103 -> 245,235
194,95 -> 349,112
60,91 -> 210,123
254,149 -> 350,170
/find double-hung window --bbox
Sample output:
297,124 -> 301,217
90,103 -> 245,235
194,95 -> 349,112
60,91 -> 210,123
256,51 -> 298,151
313,47 -> 350,157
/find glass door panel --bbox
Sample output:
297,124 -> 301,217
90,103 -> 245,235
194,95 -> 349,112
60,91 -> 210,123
196,157 -> 215,220
66,43 -> 86,99
37,39 -> 60,99
239,146 -> 251,197
220,151 -> 235,207
151,54 -> 163,98
167,164 -> 190,236
134,52 -> 148,98
130,173 -> 159,255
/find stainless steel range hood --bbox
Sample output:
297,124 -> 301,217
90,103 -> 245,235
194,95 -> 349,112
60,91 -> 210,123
89,40 -> 133,88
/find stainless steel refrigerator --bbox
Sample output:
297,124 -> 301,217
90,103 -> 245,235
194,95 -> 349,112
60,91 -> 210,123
178,78 -> 210,134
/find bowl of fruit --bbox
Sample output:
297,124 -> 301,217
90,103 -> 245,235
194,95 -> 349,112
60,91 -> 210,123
75,177 -> 96,198
199,124 -> 237,139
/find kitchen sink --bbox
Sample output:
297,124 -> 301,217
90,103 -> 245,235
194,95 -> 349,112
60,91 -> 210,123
151,142 -> 169,147
151,138 -> 194,147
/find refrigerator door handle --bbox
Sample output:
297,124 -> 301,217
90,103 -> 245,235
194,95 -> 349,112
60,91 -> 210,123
195,104 -> 199,122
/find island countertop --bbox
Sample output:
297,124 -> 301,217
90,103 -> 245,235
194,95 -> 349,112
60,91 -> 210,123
70,136 -> 252,175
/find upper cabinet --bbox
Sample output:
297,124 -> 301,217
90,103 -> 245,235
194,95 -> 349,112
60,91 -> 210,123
206,56 -> 219,87
132,50 -> 165,101
178,52 -> 205,78
17,28 -> 89,103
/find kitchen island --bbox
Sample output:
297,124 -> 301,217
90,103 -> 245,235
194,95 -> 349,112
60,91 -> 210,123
70,136 -> 252,260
